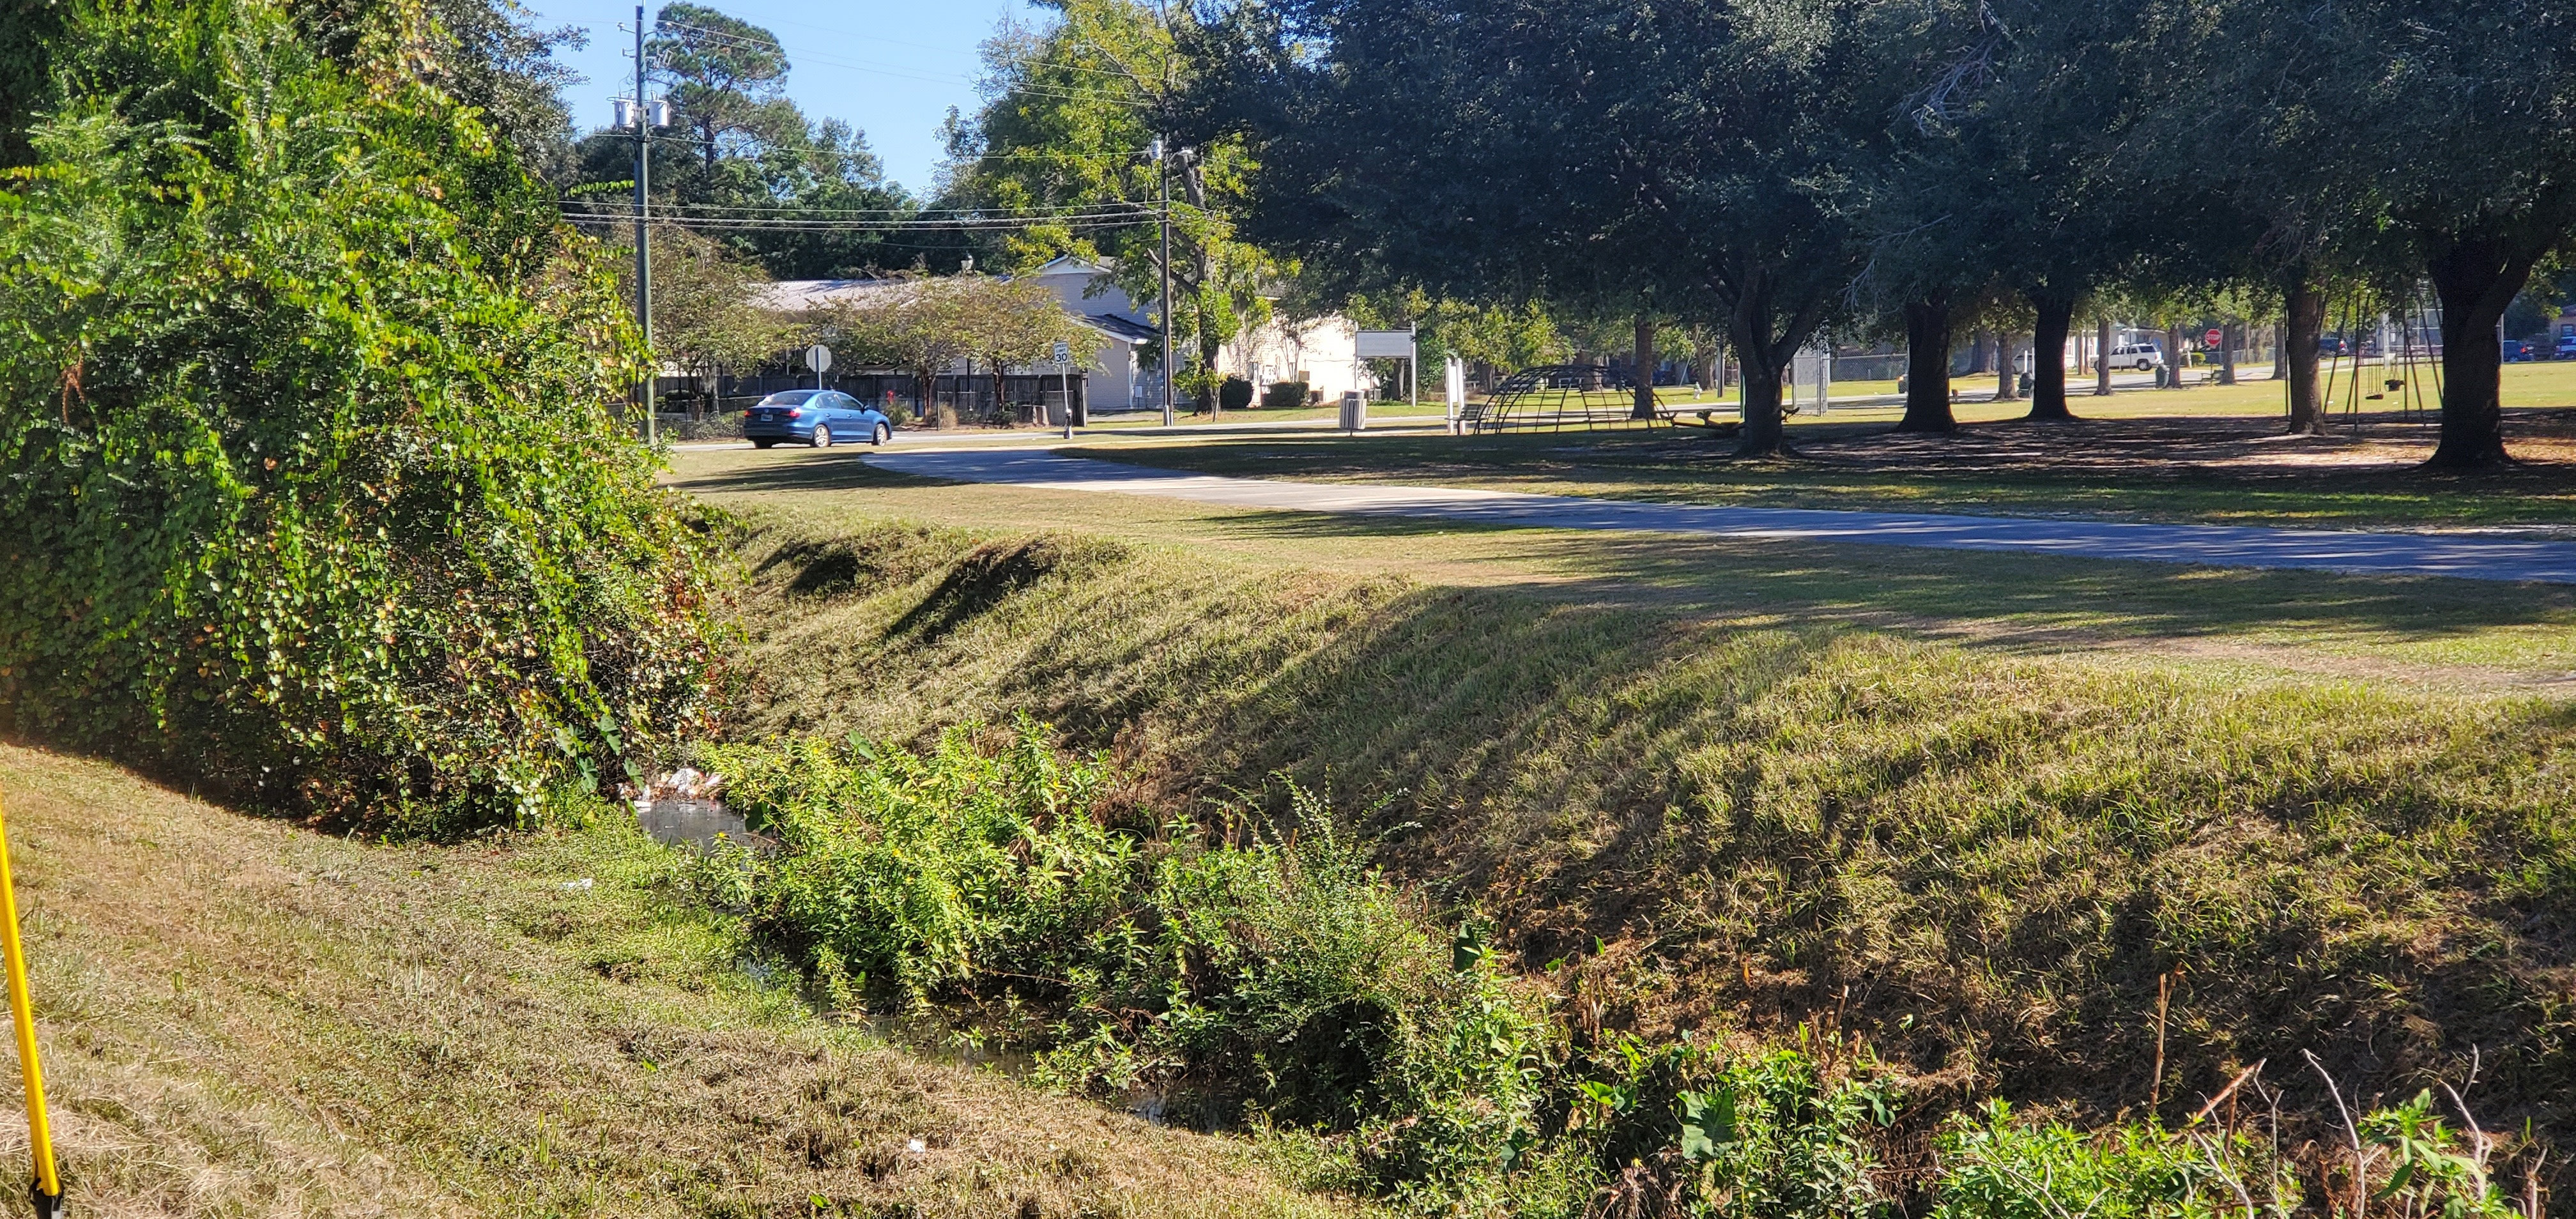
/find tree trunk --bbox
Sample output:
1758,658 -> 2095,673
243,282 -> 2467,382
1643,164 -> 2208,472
1737,353 -> 1786,455
2024,294 -> 2078,420
1197,326 -> 1221,417
1995,334 -> 2018,401
2273,321 -> 2288,383
2095,317 -> 2114,395
1632,316 -> 1659,420
2425,234 -> 2542,468
1897,300 -> 1955,433
2169,323 -> 2193,388
1967,329 -> 1993,374
2285,276 -> 2323,433
2220,322 -> 2239,385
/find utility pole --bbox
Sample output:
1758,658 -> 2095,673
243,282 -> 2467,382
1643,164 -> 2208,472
632,5 -> 656,446
1155,137 -> 1175,428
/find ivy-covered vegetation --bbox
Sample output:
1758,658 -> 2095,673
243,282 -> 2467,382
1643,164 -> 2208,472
0,0 -> 724,829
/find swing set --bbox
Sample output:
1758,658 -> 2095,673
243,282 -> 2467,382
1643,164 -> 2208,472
2308,285 -> 2444,427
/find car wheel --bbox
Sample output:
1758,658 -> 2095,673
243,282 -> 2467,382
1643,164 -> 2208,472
872,422 -> 890,446
811,424 -> 832,448
751,439 -> 776,450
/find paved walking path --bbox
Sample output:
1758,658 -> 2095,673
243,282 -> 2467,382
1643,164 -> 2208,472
868,449 -> 2576,585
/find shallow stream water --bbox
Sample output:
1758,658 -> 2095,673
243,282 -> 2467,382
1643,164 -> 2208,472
636,797 -> 758,850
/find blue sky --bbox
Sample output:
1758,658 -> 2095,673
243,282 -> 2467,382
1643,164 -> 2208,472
526,0 -> 1032,195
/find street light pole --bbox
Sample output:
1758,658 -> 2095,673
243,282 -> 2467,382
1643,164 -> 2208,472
1155,137 -> 1175,429
631,7 -> 661,446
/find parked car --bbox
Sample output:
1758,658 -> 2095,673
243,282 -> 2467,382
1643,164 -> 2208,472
2557,334 -> 2576,360
2318,335 -> 2349,357
2106,342 -> 2164,371
742,389 -> 892,449
2503,339 -> 2536,363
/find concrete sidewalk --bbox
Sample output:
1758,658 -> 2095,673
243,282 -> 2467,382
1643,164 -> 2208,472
868,448 -> 2576,585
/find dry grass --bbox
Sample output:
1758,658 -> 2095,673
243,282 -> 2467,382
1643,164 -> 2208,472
0,745 -> 1371,1218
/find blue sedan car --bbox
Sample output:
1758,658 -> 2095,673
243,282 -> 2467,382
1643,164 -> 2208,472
743,389 -> 892,449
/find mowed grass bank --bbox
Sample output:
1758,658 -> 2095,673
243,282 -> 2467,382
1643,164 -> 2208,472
0,746 -> 1367,1218
728,512 -> 2576,1149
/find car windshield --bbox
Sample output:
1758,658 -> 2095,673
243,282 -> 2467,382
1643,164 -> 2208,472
756,390 -> 819,406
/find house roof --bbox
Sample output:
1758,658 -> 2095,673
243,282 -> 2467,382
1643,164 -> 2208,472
751,272 -> 1156,344
1031,254 -> 1119,277
750,279 -> 914,312
1078,312 -> 1158,344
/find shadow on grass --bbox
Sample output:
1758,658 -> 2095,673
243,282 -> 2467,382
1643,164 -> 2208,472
736,517 -> 2576,1140
1193,507 -> 2576,652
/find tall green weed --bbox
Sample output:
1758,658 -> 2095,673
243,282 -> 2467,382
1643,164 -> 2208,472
696,722 -> 1556,1208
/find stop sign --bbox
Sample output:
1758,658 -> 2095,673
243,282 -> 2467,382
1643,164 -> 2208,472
2204,328 -> 2224,348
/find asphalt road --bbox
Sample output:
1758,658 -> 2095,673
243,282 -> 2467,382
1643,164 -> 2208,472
868,448 -> 2576,585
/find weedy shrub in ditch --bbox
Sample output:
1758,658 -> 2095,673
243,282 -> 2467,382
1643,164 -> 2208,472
696,721 -> 1558,1209
1933,1101 -> 2297,1219
1575,1038 -> 1896,1219
0,1 -> 724,830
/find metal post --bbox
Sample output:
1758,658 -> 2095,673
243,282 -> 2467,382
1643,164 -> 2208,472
633,6 -> 656,447
1157,138 -> 1175,429
0,786 -> 59,1219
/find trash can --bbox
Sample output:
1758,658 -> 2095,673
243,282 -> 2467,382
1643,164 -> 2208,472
1338,391 -> 1367,433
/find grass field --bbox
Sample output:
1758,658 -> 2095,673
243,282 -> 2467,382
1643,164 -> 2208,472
1048,405 -> 2576,532
665,432 -> 2576,1148
0,746 -> 1367,1218
668,448 -> 2576,687
686,499 -> 2576,1162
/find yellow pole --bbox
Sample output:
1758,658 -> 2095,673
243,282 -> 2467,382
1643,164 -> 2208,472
0,785 -> 60,1216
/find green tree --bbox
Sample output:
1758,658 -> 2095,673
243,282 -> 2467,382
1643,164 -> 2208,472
950,275 -> 1098,421
824,279 -> 983,422
647,1 -> 796,172
945,0 -> 1283,416
567,5 -> 924,279
1216,0 -> 1900,455
611,224 -> 790,413
1,0 -> 723,829
2172,0 -> 2576,464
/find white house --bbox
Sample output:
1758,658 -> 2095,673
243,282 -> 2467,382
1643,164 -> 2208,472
1016,256 -> 1160,410
748,263 -> 1161,408
747,257 -> 1383,412
1028,257 -> 1383,407
1225,313 -> 1377,404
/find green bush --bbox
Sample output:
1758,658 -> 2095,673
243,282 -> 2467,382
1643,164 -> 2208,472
1575,1038 -> 1895,1219
1933,1101 -> 2294,1219
1263,379 -> 1312,410
0,0 -> 723,828
695,723 -> 1558,1208
1220,374 -> 1255,412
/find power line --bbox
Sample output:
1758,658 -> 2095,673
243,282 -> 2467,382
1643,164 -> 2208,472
562,197 -> 1159,219
565,211 -> 1156,234
657,17 -> 1146,86
651,20 -> 1147,108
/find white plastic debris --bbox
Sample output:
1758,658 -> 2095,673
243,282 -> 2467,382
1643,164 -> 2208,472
905,1138 -> 926,1155
563,877 -> 594,891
